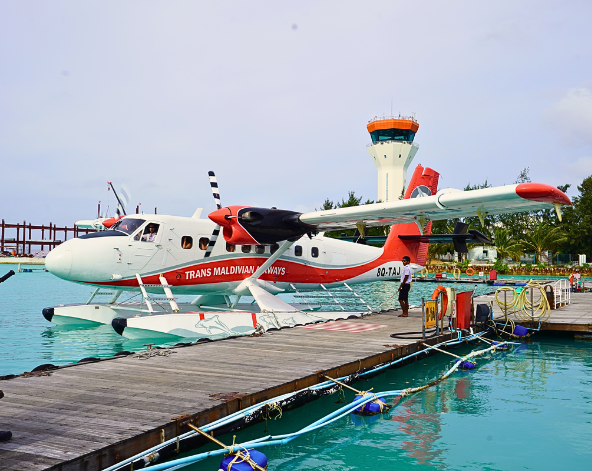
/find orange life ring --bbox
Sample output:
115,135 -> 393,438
466,267 -> 474,276
431,286 -> 448,318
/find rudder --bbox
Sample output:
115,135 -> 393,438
382,165 -> 440,265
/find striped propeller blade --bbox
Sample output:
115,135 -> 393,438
208,171 -> 221,210
204,171 -> 221,258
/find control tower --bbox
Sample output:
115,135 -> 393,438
366,116 -> 419,202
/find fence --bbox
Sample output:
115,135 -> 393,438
1,220 -> 95,255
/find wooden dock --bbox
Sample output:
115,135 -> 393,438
1,294 -> 592,471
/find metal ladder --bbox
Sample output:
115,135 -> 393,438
290,282 -> 373,312
86,288 -> 123,305
135,273 -> 180,313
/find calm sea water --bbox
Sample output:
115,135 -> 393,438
0,264 -> 559,376
168,337 -> 592,470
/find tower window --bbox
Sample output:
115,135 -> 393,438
370,129 -> 415,144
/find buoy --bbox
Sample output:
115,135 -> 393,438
466,267 -> 475,276
324,375 -> 390,416
352,394 -> 388,415
513,325 -> 529,337
219,448 -> 268,471
187,424 -> 268,471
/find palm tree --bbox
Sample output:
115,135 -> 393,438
521,221 -> 568,264
493,227 -> 524,262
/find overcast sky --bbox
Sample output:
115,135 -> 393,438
2,1 -> 591,226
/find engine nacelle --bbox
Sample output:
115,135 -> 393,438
208,205 -> 313,245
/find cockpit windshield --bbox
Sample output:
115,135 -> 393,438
111,218 -> 145,235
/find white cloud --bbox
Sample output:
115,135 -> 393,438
543,87 -> 592,147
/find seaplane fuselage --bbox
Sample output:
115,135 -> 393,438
45,213 -> 413,296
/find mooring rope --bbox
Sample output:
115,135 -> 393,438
144,338 -> 514,471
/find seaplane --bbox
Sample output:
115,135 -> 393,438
42,164 -> 571,340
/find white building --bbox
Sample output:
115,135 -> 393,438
366,116 -> 419,202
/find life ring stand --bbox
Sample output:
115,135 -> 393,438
431,286 -> 448,318
466,267 -> 475,276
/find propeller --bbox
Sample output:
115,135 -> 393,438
204,171 -> 221,258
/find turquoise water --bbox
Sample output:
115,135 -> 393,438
0,264 -> 555,376
166,337 -> 592,470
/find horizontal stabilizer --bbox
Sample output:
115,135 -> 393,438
398,229 -> 491,254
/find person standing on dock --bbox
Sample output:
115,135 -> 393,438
398,256 -> 412,317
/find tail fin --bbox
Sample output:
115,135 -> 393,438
382,165 -> 440,266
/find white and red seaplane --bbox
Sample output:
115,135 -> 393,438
43,165 -> 571,340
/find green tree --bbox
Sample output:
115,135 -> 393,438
521,221 -> 568,264
559,176 -> 592,258
321,191 -> 388,239
492,226 -> 523,262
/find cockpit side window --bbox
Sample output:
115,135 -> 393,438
112,218 -> 145,235
181,236 -> 193,249
141,223 -> 160,242
255,245 -> 265,254
241,245 -> 251,253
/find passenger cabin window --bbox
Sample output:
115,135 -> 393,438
199,238 -> 210,250
181,236 -> 193,249
242,245 -> 251,253
311,247 -> 319,258
226,243 -> 236,252
294,245 -> 302,256
112,218 -> 145,235
255,245 -> 265,254
270,243 -> 279,254
141,223 -> 160,242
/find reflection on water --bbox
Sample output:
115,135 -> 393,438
171,337 -> 592,470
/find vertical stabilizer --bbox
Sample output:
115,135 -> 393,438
381,165 -> 440,265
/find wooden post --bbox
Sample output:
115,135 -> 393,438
16,222 -> 20,255
41,225 -> 45,251
28,223 -> 32,254
1,219 -> 4,253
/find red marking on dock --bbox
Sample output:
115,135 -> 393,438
295,321 -> 388,333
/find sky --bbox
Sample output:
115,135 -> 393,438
1,0 -> 592,226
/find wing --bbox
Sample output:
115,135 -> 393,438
298,183 -> 571,231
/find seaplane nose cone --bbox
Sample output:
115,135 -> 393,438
208,208 -> 230,226
45,243 -> 72,279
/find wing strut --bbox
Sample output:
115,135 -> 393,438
234,239 -> 298,312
